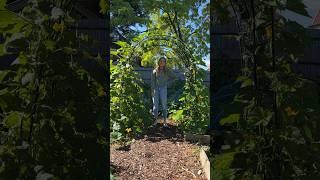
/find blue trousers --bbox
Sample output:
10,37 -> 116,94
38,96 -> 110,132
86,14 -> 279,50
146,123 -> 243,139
152,86 -> 167,121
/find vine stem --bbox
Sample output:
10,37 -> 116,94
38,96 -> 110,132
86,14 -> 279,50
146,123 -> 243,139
271,6 -> 282,179
20,112 -> 24,140
251,0 -> 258,91
28,29 -> 42,144
271,7 -> 279,129
229,0 -> 241,31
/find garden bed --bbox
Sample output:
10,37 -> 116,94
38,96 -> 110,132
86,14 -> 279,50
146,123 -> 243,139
110,122 -> 207,179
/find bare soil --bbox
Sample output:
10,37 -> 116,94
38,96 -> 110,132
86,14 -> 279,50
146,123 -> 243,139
110,120 -> 207,180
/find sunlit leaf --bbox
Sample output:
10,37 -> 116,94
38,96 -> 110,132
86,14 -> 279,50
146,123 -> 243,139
4,111 -> 22,127
220,114 -> 240,125
99,0 -> 108,14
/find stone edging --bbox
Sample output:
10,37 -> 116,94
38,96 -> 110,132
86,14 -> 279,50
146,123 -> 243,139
184,133 -> 210,145
183,133 -> 210,180
199,147 -> 210,180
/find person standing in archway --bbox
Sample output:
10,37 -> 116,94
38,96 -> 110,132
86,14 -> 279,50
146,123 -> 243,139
151,57 -> 178,127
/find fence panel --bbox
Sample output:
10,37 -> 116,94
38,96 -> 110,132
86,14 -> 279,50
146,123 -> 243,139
134,67 -> 210,86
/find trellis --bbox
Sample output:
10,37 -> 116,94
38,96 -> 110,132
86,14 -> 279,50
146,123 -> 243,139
112,32 -> 210,133
210,0 -> 320,179
212,0 -> 278,118
120,34 -> 203,98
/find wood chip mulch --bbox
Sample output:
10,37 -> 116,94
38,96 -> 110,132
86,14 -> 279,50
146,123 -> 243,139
110,120 -> 207,180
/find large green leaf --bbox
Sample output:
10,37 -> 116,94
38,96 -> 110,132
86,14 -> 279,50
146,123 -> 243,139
0,70 -> 10,82
286,0 -> 310,17
44,40 -> 56,51
170,109 -> 184,121
99,0 -> 108,15
212,152 -> 237,180
220,114 -> 240,125
237,76 -> 253,88
0,87 -> 9,96
21,72 -> 34,85
4,111 -> 22,127
4,33 -> 26,52
0,0 -> 6,10
303,126 -> 313,141
247,107 -> 273,127
0,11 -> 27,33
114,41 -> 128,47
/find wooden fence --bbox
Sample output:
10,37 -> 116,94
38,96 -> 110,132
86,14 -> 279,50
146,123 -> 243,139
134,67 -> 210,86
73,19 -> 108,55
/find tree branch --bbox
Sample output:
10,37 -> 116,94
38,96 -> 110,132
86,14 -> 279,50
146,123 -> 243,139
114,29 -> 127,41
229,0 -> 241,31
166,11 -> 180,39
174,9 -> 184,42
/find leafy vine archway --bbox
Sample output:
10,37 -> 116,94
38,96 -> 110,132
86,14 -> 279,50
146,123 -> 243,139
127,34 -> 199,86
112,33 -> 198,84
110,32 -> 209,140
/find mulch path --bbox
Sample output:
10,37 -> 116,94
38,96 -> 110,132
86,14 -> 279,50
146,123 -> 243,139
110,120 -> 207,180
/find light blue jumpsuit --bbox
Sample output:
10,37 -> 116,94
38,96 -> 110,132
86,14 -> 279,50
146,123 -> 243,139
151,69 -> 177,122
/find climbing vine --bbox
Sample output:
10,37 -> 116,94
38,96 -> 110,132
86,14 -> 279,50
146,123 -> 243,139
110,31 -> 209,141
110,0 -> 210,139
110,40 -> 152,143
211,0 -> 320,179
0,0 -> 107,179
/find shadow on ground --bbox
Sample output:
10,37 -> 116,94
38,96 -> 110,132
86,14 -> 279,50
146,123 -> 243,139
144,121 -> 185,143
110,164 -> 124,175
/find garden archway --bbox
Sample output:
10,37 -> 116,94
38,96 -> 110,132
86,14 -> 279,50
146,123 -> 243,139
123,33 -> 203,97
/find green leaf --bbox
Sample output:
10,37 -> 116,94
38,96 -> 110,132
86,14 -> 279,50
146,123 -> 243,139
247,107 -> 273,127
110,50 -> 119,56
170,109 -> 184,120
303,126 -> 312,140
0,87 -> 9,96
0,0 -> 6,10
99,0 -> 108,14
4,111 -> 22,127
0,71 -> 10,82
237,76 -> 253,88
21,72 -> 34,85
0,12 -> 27,33
44,40 -> 56,51
136,127 -> 142,133
63,47 -> 77,54
114,41 -> 128,47
287,0 -> 310,17
220,114 -> 240,125
212,152 -> 237,180
4,32 -> 26,51
262,0 -> 277,7
11,53 -> 27,65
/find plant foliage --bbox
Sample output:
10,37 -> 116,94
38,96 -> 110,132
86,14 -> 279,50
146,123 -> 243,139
0,0 -> 107,179
211,0 -> 320,179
